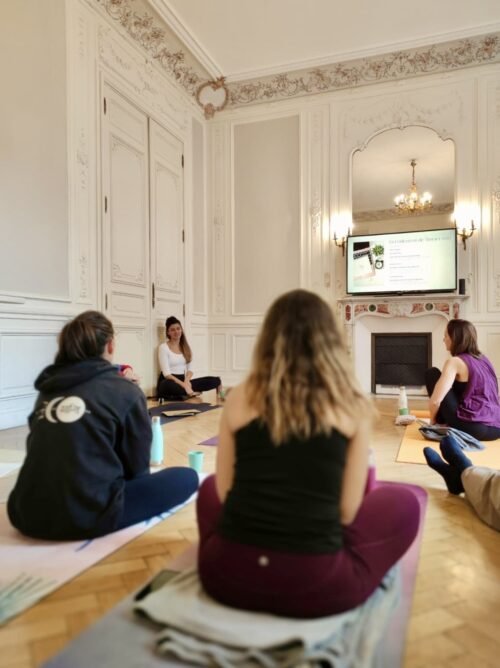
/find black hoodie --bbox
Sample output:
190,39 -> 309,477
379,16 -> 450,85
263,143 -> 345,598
7,359 -> 152,540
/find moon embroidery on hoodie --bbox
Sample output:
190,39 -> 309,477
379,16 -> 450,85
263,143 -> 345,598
44,397 -> 64,423
43,396 -> 87,423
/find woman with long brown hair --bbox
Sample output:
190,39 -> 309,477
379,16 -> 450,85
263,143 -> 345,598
196,289 -> 420,617
425,318 -> 500,440
8,311 -> 198,540
157,316 -> 221,400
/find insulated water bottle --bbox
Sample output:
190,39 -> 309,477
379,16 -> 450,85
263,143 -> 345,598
398,386 -> 409,416
150,416 -> 164,466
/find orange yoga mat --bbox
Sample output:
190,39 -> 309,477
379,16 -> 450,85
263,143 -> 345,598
396,420 -> 500,466
410,409 -> 431,418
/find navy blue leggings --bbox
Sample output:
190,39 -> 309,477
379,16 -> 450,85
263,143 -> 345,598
116,467 -> 199,530
425,367 -> 500,441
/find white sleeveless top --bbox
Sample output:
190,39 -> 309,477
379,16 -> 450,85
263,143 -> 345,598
158,343 -> 193,376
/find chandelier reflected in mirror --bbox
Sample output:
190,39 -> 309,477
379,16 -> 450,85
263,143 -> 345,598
394,159 -> 432,214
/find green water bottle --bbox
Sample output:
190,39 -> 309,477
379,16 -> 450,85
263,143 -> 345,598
150,416 -> 164,466
398,386 -> 409,416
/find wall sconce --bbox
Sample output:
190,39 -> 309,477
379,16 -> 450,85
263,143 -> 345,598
455,219 -> 476,250
332,215 -> 352,256
333,233 -> 348,256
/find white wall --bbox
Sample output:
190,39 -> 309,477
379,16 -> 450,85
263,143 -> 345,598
208,64 -> 500,385
0,0 -> 68,297
0,0 -> 207,428
233,115 -> 300,314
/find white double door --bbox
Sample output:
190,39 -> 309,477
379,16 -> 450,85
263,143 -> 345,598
101,84 -> 185,393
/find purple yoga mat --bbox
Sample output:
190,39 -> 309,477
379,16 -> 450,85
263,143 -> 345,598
199,436 -> 218,446
148,403 -> 221,426
372,481 -> 428,668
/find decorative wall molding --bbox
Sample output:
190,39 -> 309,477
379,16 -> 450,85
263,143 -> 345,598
210,124 -> 228,315
226,33 -> 500,109
89,2 -> 500,116
332,80 -> 475,304
93,0 -> 208,102
305,106 -> 330,296
97,23 -> 188,131
337,294 -> 467,324
69,2 -> 96,305
342,90 -> 463,148
487,82 -> 500,312
353,202 -> 454,223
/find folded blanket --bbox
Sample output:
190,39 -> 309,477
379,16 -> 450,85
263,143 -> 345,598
418,424 -> 485,451
134,566 -> 400,667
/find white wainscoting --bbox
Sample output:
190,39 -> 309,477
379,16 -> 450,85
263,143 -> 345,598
207,325 -> 260,386
0,321 -> 64,429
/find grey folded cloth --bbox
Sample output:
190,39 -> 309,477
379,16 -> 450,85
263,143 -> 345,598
134,566 -> 400,668
418,424 -> 485,451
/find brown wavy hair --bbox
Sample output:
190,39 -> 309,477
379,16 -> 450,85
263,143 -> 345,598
447,319 -> 481,357
246,289 -> 374,443
165,316 -> 192,363
55,311 -> 114,364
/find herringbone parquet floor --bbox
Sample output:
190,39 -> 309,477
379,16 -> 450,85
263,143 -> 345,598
0,393 -> 499,667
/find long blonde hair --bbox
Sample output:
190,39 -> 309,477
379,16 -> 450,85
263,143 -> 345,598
246,289 -> 373,443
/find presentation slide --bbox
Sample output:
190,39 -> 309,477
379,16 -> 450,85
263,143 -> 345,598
346,228 -> 457,294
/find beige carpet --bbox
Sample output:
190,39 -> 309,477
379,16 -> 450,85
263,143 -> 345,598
396,420 -> 500,466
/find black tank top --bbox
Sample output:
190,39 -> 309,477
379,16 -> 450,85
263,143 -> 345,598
219,418 -> 348,553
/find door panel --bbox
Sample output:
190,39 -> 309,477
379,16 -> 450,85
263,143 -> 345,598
101,84 -> 151,387
149,119 -> 184,383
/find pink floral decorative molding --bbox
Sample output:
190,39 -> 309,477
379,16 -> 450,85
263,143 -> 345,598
93,2 -> 500,114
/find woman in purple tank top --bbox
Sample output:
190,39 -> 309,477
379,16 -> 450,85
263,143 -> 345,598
425,319 -> 500,440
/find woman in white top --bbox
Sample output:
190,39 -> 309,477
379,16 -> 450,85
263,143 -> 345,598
157,316 -> 221,400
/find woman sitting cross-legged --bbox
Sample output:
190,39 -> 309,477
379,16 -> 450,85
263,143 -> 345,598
196,289 -> 420,618
425,319 -> 500,440
7,311 -> 198,541
157,316 -> 221,400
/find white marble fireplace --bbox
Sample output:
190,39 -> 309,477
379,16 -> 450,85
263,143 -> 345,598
337,294 -> 468,395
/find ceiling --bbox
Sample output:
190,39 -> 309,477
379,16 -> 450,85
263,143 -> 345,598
158,0 -> 500,80
352,127 -> 455,214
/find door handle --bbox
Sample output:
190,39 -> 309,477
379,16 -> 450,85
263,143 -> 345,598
152,282 -> 155,309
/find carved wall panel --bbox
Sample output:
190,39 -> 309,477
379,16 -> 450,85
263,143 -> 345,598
232,334 -> 256,371
0,333 -> 59,399
305,106 -> 330,297
210,123 -> 229,315
487,80 -> 500,312
97,24 -> 188,133
211,333 -> 227,371
232,114 -> 300,315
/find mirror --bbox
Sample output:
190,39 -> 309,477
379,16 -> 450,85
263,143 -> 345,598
352,126 -> 455,235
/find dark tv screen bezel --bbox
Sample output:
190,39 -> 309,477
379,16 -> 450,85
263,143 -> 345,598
345,227 -> 457,296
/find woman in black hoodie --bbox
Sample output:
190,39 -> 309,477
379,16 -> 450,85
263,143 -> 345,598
7,311 -> 198,540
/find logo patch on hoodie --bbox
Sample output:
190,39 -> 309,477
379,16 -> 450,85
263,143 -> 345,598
41,396 -> 87,423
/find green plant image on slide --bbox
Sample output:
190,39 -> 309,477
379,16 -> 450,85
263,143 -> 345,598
372,244 -> 384,269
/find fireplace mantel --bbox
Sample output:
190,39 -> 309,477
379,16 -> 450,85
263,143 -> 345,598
337,294 -> 468,324
337,294 -> 469,393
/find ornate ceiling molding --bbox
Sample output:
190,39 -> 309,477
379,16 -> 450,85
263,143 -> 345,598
226,33 -> 500,109
94,0 -> 209,97
91,4 -> 500,117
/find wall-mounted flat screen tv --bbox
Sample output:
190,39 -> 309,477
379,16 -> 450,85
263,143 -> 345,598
346,228 -> 457,296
